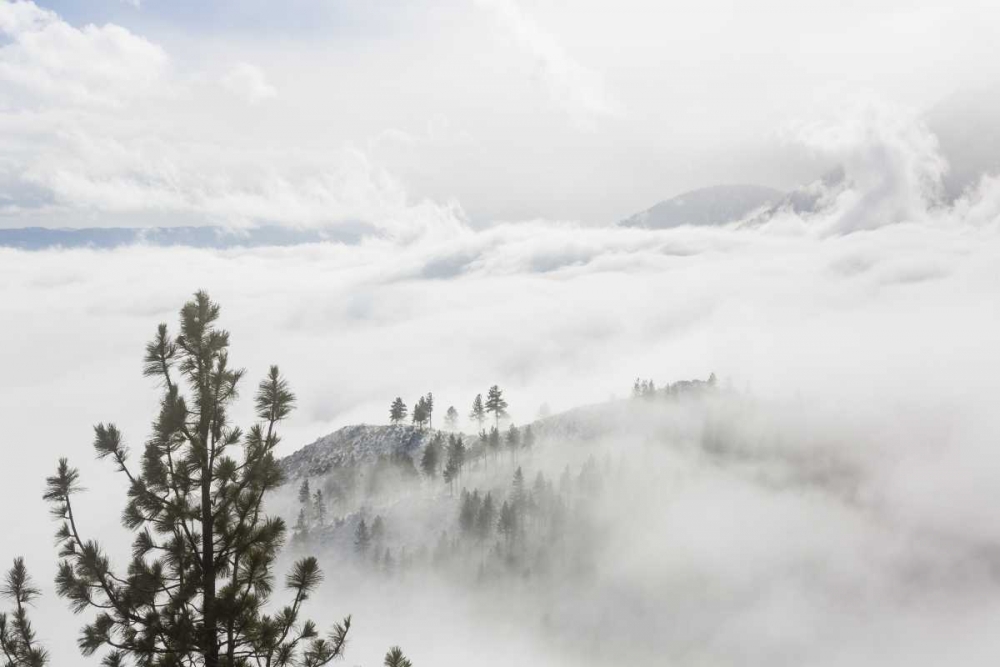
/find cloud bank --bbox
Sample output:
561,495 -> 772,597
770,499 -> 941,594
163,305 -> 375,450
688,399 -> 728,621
3,153 -> 1000,661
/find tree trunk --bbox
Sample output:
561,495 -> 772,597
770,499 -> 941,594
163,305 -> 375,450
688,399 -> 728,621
202,459 -> 218,666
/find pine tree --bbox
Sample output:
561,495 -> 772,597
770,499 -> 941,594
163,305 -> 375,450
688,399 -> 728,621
523,424 -> 535,451
0,558 -> 48,667
450,436 -> 466,475
443,436 -> 466,494
512,467 -> 527,513
469,394 -> 486,430
420,433 -> 441,478
475,493 -> 495,543
645,379 -> 656,399
506,424 -> 520,463
632,378 -> 642,399
42,292 -> 352,667
293,508 -> 310,543
313,488 -> 327,526
444,406 -> 459,430
424,393 -> 434,429
485,385 -> 508,428
355,518 -> 371,556
298,477 -> 311,504
532,472 -> 547,509
458,490 -> 477,536
497,501 -> 515,545
488,426 -> 501,463
389,397 -> 408,425
384,646 -> 413,667
443,459 -> 459,494
412,397 -> 428,429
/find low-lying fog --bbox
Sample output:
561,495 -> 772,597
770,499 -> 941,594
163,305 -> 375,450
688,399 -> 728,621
3,116 -> 1000,665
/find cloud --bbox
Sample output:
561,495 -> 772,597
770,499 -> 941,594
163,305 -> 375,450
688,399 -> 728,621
221,62 -> 277,103
0,4 -> 465,238
0,0 -> 168,107
787,104 -> 949,234
474,0 -> 621,130
3,187 -> 1000,662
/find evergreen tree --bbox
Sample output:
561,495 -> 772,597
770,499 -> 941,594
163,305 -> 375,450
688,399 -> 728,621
469,394 -> 486,430
497,501 -> 515,544
532,472 -> 547,508
424,392 -> 434,429
42,292 -> 351,667
506,424 -> 520,462
298,477 -> 311,504
443,435 -> 466,494
485,385 -> 508,428
313,488 -> 327,526
389,397 -> 408,425
523,424 -> 535,451
420,434 -> 441,478
443,458 -> 459,493
458,490 -> 477,536
475,493 -> 495,543
632,378 -> 642,399
293,508 -> 310,543
0,558 -> 48,667
355,518 -> 371,556
488,426 -> 501,463
645,379 -> 656,398
412,397 -> 428,429
449,436 -> 466,475
384,646 -> 413,667
444,406 -> 459,430
512,467 -> 527,513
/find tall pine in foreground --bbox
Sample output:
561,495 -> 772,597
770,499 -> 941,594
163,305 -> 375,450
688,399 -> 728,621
0,558 -> 48,667
43,291 -> 352,667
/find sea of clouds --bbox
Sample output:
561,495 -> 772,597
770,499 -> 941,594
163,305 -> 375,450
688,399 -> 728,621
3,103 -> 1000,664
3,2 -> 1000,662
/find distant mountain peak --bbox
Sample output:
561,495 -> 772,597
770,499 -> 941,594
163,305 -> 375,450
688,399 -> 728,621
619,184 -> 784,229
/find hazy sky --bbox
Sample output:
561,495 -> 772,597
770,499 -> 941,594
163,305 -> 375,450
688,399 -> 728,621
3,0 -> 1000,229
5,3 -> 1000,664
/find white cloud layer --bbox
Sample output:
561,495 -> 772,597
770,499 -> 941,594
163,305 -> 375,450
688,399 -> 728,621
3,155 -> 1000,661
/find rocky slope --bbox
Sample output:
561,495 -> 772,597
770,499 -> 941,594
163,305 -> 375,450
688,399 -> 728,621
280,423 -> 435,480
